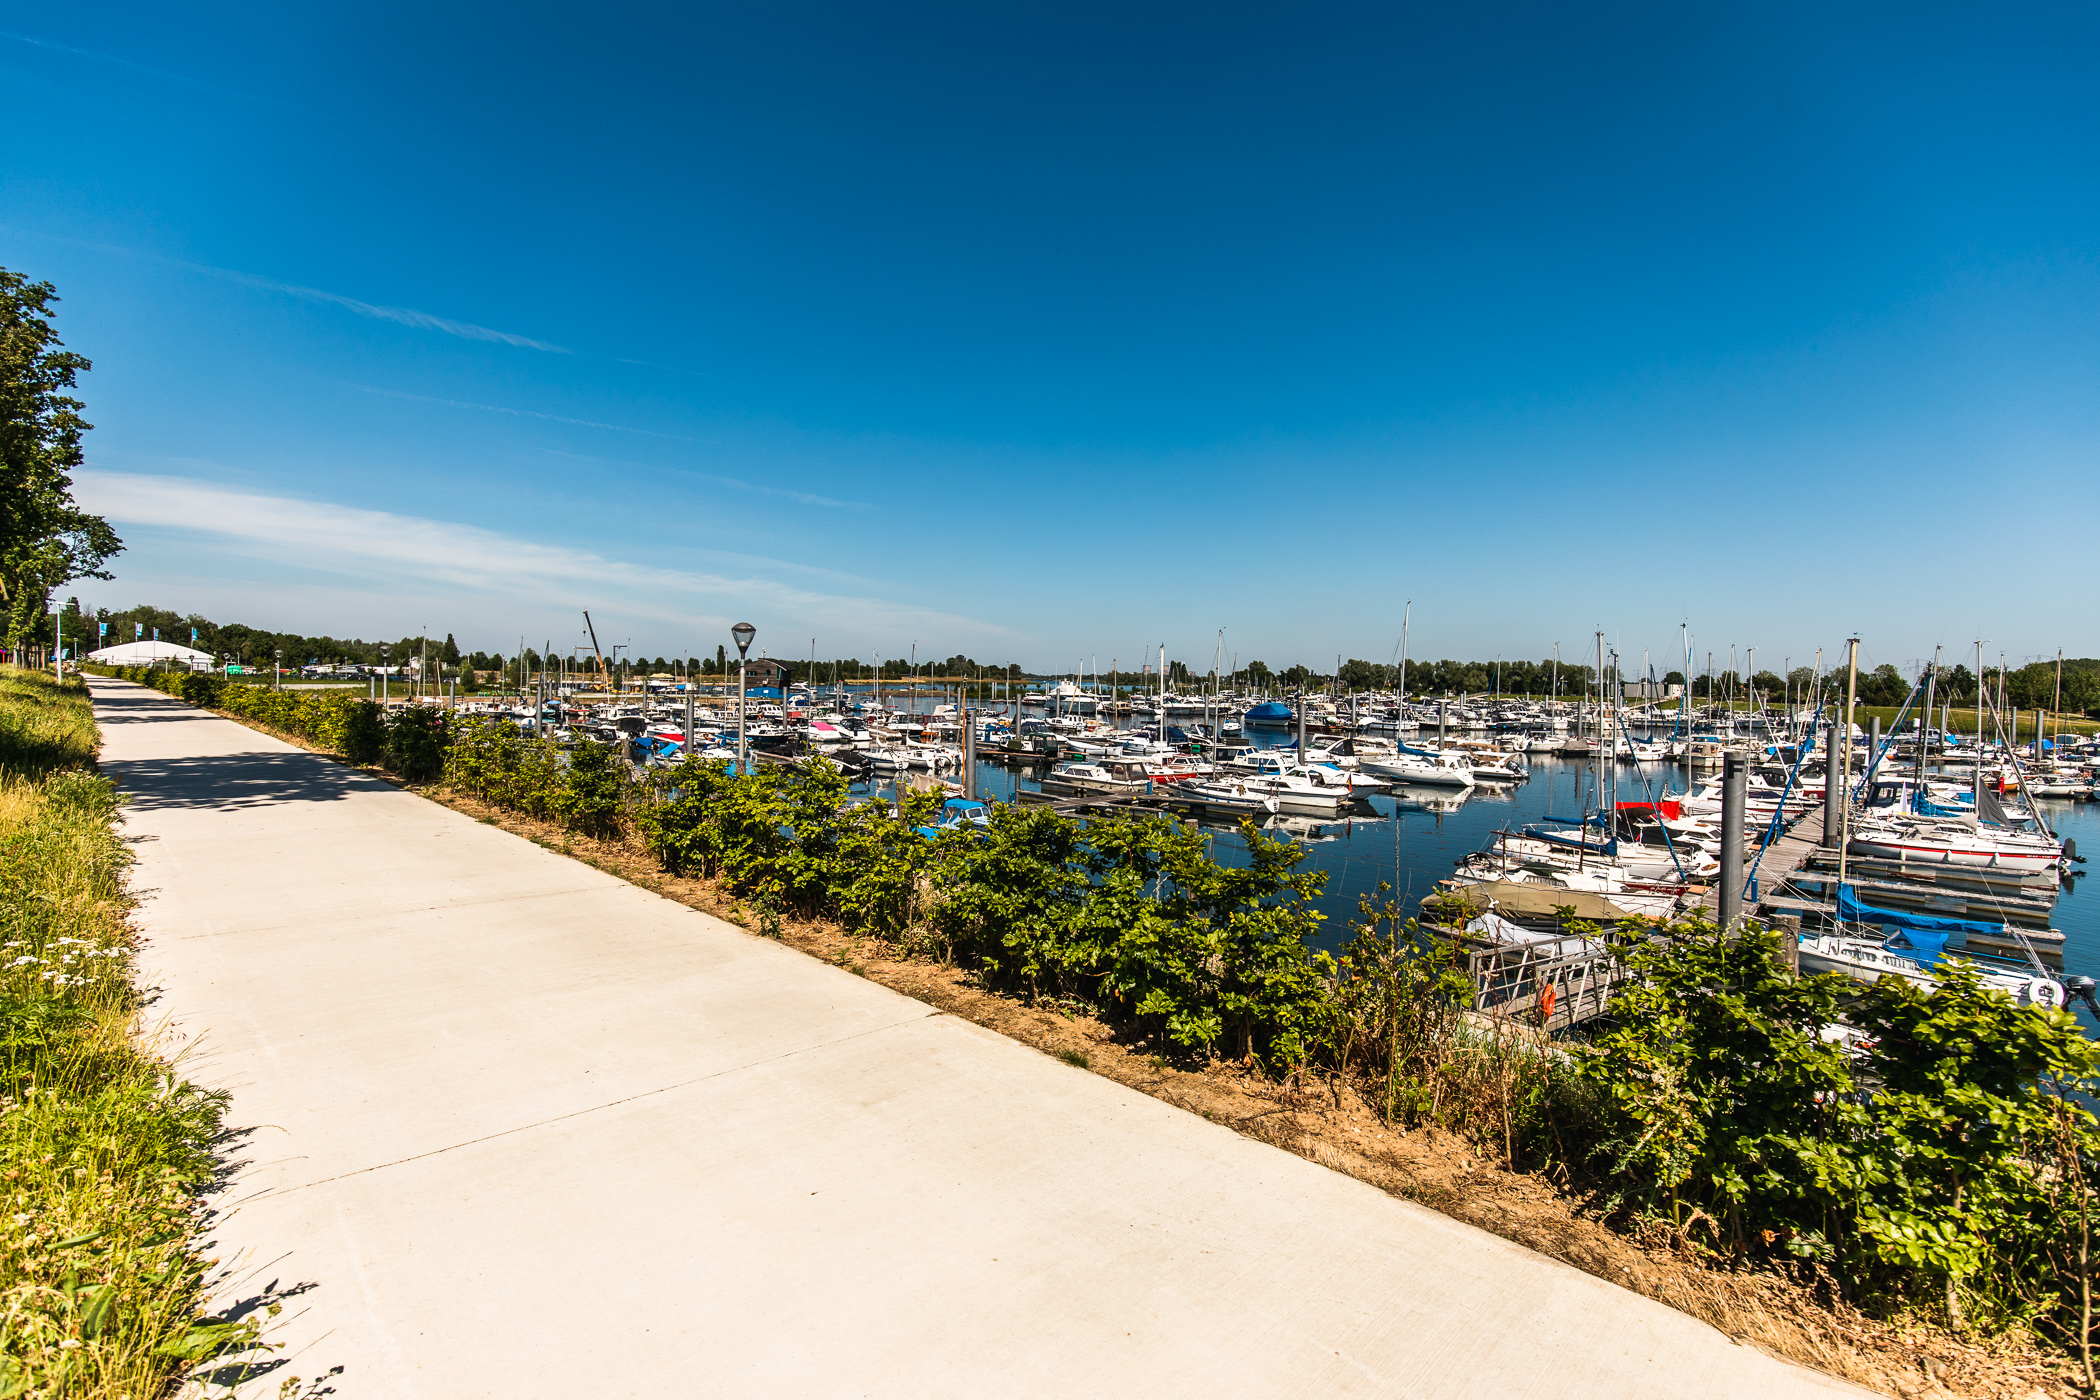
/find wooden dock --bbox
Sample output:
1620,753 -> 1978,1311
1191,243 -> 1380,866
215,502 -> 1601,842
1693,802 -> 1825,915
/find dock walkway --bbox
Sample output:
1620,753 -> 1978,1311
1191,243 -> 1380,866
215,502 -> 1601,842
89,676 -> 1863,1399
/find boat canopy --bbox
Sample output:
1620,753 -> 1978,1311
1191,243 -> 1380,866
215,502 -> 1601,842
1836,883 -> 2007,964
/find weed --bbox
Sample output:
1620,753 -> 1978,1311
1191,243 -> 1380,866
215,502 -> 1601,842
1057,1048 -> 1091,1069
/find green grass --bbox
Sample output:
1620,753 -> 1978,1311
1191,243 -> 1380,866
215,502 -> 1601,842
1680,698 -> 2098,739
0,667 -> 263,1396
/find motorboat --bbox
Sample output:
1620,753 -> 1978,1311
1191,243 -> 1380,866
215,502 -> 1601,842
1039,760 -> 1153,797
1142,754 -> 1215,784
1357,749 -> 1477,788
1171,779 -> 1283,816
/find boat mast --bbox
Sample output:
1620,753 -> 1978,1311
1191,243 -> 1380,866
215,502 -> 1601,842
1973,639 -> 1987,813
1400,601 -> 1410,706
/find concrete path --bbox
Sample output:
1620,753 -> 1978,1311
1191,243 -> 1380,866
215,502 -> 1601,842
90,677 -> 1866,1399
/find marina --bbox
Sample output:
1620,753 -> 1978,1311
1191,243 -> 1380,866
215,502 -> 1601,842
441,658 -> 2100,1034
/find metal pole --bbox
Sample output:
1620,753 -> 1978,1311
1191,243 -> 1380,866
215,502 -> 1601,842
737,658 -> 747,774
685,691 -> 695,758
1821,688 -> 1845,848
1719,751 -> 1746,930
1837,638 -> 1859,889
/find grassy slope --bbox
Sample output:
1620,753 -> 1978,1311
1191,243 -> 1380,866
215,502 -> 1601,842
0,668 -> 260,1396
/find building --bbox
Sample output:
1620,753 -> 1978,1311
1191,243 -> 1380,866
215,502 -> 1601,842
741,658 -> 793,689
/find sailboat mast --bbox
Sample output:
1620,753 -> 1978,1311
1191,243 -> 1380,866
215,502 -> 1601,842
1400,601 -> 1410,704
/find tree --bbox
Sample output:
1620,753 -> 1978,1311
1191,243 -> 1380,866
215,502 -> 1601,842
0,269 -> 121,648
440,633 -> 461,666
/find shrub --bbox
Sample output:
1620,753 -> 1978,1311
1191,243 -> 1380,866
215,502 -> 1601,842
339,699 -> 387,766
555,738 -> 627,838
1575,923 -> 2100,1340
385,705 -> 447,782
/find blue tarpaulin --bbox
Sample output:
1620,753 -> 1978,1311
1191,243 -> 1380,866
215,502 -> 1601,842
1837,883 -> 2006,962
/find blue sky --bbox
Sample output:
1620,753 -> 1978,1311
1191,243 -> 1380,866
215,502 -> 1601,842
3,3 -> 2095,676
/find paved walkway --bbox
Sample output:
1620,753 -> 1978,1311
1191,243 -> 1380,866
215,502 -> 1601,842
91,677 -> 1865,1399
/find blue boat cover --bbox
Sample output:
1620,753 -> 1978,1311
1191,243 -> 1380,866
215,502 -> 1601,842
1837,883 -> 2006,959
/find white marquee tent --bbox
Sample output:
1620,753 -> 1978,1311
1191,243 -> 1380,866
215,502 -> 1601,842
86,640 -> 213,668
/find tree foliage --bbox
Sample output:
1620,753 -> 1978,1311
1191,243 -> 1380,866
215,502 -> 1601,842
0,270 -> 121,649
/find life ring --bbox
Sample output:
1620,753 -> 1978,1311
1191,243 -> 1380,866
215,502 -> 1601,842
2026,977 -> 2066,1010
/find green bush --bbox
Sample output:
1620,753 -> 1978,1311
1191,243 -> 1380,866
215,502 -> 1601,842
555,738 -> 627,838
385,705 -> 447,782
339,699 -> 387,765
1577,922 -> 2100,1341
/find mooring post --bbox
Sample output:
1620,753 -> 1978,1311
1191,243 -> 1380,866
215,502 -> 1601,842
1821,707 -> 1845,848
1719,751 -> 1746,930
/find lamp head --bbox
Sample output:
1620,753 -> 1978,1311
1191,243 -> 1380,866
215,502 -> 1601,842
731,622 -> 756,658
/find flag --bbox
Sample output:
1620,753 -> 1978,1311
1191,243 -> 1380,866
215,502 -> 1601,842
134,623 -> 142,639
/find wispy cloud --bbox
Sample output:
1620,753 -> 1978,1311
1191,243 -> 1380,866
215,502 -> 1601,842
213,270 -> 569,352
0,28 -> 281,107
73,471 -> 1003,641
350,386 -> 691,438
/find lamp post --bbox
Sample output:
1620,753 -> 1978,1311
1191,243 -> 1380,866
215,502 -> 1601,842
732,622 -> 756,773
274,648 -> 283,692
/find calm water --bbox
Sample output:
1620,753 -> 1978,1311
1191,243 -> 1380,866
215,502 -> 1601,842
839,694 -> 2100,980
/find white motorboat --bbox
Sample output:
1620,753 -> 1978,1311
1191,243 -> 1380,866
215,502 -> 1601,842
1357,750 -> 1478,788
1173,779 -> 1284,816
1039,760 -> 1152,797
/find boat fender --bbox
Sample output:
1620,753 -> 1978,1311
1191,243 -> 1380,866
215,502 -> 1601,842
2026,977 -> 2066,1010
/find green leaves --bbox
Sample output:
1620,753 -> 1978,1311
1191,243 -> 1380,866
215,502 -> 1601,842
1572,920 -> 2100,1337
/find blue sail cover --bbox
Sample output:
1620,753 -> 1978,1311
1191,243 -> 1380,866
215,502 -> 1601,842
1836,883 -> 2006,962
1911,793 -> 1972,817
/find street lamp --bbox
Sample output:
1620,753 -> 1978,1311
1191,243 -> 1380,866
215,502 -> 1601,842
732,622 -> 756,772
